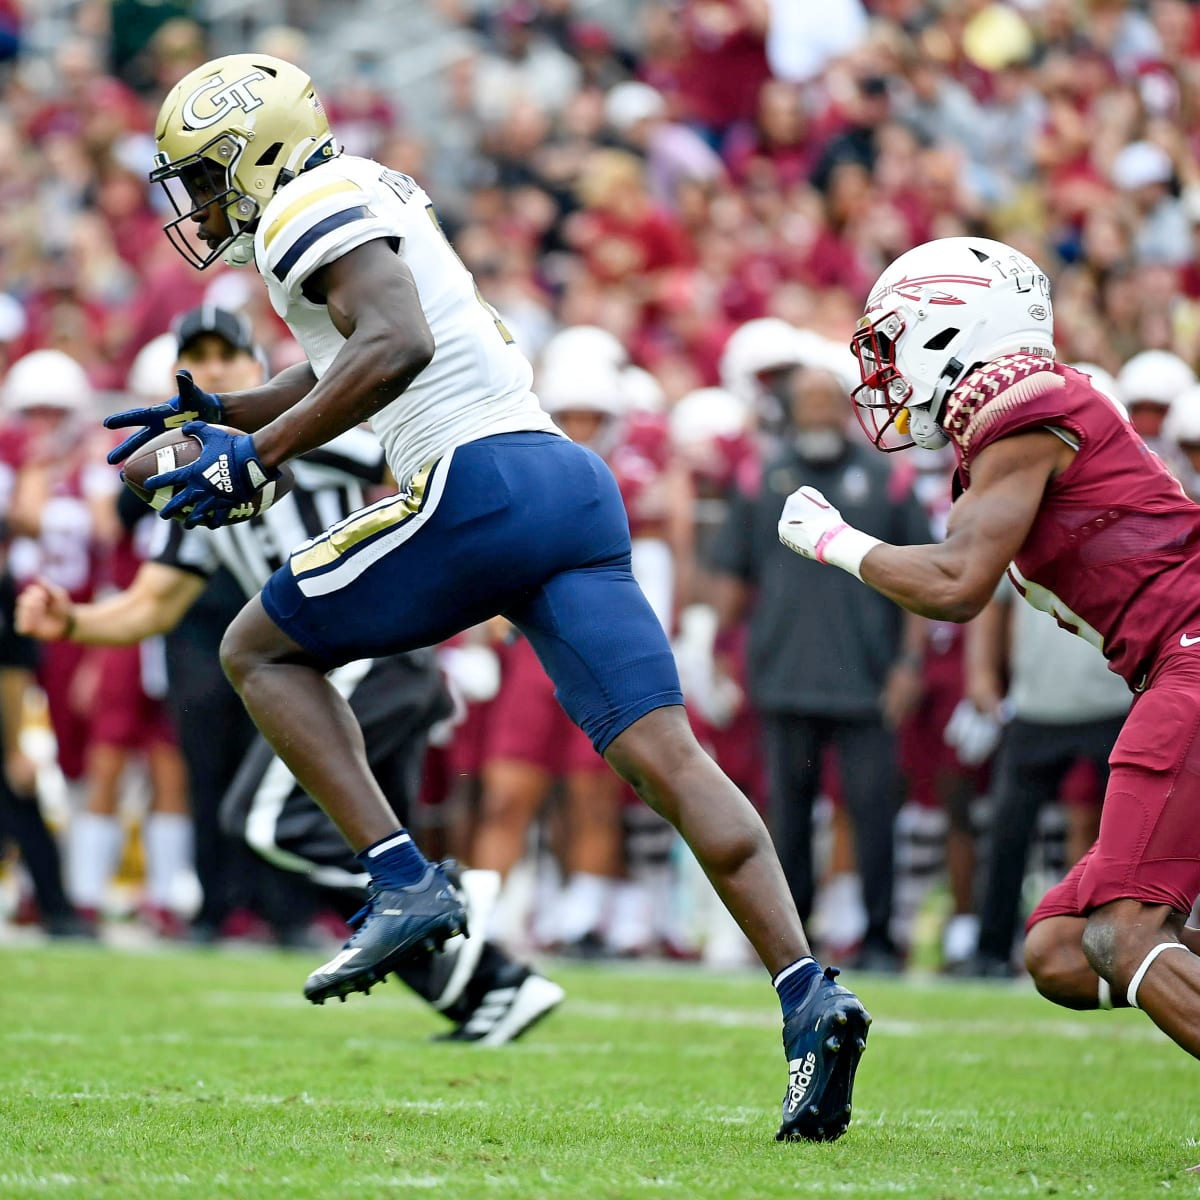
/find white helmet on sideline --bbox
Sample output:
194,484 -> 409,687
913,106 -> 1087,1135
851,236 -> 1055,451
1115,349 -> 1195,409
538,362 -> 627,417
1163,384 -> 1200,446
719,318 -> 824,404
668,387 -> 749,453
539,325 -> 629,376
126,333 -> 179,403
4,349 -> 93,414
621,365 -> 667,414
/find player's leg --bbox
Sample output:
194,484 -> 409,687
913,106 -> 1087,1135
759,711 -> 822,927
218,658 -> 562,1042
471,759 -> 551,875
220,615 -> 468,999
974,740 -> 1066,974
1069,671 -> 1200,1056
836,718 -> 902,969
512,567 -> 869,1142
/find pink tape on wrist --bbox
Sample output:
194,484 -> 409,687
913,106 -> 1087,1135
814,523 -> 849,563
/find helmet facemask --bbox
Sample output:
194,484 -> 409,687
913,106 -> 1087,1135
150,132 -> 259,270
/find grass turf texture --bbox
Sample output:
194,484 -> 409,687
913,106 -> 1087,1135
0,945 -> 1196,1199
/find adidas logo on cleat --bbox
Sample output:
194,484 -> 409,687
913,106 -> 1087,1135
785,1052 -> 818,1116
202,454 -> 234,493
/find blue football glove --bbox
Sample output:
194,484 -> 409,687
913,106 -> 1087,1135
147,421 -> 280,530
104,370 -> 224,465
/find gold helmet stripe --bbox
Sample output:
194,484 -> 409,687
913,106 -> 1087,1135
263,178 -> 362,248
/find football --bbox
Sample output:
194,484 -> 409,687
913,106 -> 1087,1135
120,425 -> 294,525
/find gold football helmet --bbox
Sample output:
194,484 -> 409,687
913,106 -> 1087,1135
151,53 -> 337,269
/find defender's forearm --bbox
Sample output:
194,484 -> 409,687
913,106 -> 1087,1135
860,542 -> 995,624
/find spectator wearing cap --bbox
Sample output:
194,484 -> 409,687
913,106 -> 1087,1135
1111,139 -> 1193,267
605,81 -> 725,212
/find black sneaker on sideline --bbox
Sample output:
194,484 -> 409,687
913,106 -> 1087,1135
776,966 -> 871,1143
304,863 -> 467,1005
435,960 -> 565,1046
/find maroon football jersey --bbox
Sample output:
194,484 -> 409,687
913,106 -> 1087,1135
953,356 -> 1200,685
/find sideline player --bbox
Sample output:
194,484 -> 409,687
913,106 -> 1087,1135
17,310 -> 563,1044
778,235 -> 1200,1059
107,54 -> 869,1140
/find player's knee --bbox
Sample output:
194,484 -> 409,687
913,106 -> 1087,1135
604,705 -> 701,800
1080,900 -> 1170,990
219,599 -> 297,691
1024,917 -> 1094,1009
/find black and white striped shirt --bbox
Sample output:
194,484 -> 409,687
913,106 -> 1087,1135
150,427 -> 387,598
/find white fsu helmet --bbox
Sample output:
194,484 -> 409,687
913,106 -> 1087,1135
668,387 -> 749,454
1115,349 -> 1195,409
621,365 -> 667,414
851,236 -> 1055,451
126,332 -> 180,403
719,318 -> 825,404
1162,384 -> 1200,446
539,325 -> 628,376
4,350 -> 93,415
538,362 -> 627,418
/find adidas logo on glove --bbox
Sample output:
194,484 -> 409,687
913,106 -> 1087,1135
202,454 -> 234,493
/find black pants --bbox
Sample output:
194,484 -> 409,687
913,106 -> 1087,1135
0,775 -> 72,919
164,571 -> 262,931
976,715 -> 1124,963
761,712 -> 901,949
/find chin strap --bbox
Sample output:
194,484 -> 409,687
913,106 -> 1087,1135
907,405 -> 949,450
221,231 -> 256,268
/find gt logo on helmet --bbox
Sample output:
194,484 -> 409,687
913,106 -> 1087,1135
182,71 -> 267,131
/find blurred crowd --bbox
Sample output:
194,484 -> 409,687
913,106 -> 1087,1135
1,0 -> 1199,978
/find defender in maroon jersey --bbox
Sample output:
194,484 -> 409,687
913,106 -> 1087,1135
778,235 -> 1200,1061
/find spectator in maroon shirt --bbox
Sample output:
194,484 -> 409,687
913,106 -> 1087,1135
722,79 -> 822,192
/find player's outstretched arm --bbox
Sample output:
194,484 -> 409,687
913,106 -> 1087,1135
250,240 -> 435,470
779,429 -> 1070,622
15,563 -> 205,646
857,431 -> 1068,621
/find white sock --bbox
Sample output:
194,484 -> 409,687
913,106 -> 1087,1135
68,812 -> 123,910
143,812 -> 193,910
605,879 -> 653,955
555,872 -> 613,944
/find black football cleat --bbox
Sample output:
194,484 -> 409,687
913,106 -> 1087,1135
435,963 -> 565,1046
304,863 -> 467,1005
776,966 -> 871,1143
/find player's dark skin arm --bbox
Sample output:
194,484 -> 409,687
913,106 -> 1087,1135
244,240 -> 434,470
858,431 -> 1075,621
214,361 -> 318,434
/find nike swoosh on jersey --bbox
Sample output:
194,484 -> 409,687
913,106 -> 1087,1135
1180,633 -> 1200,647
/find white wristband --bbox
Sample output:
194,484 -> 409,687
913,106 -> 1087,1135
817,525 -> 883,582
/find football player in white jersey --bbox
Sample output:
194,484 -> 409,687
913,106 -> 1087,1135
106,54 -> 870,1141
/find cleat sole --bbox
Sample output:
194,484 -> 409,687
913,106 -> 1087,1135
777,997 -> 871,1144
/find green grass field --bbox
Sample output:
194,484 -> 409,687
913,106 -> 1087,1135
0,944 -> 1196,1200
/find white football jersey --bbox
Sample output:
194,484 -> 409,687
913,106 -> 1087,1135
254,155 -> 559,487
